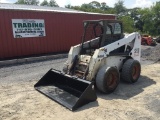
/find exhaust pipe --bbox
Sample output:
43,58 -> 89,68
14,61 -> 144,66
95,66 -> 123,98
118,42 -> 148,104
34,69 -> 97,111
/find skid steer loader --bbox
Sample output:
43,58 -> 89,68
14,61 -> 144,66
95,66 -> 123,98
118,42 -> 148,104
34,19 -> 141,111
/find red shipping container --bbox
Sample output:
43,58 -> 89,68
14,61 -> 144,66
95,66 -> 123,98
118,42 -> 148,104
0,4 -> 116,59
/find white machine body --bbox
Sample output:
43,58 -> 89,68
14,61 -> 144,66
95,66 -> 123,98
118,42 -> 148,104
65,32 -> 141,81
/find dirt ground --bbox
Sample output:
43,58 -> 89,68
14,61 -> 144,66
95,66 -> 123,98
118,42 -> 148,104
0,45 -> 160,120
0,64 -> 160,120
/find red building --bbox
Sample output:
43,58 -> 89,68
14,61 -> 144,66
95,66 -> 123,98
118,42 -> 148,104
0,3 -> 116,59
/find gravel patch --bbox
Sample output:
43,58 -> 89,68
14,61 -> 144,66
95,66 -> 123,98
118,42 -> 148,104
0,58 -> 67,85
141,44 -> 160,62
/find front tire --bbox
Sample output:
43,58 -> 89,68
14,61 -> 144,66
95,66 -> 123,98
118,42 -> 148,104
96,66 -> 120,93
121,59 -> 141,83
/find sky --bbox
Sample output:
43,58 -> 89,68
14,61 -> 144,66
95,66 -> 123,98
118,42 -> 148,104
0,0 -> 159,8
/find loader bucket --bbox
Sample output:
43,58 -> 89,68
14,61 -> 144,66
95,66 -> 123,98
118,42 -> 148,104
34,69 -> 97,111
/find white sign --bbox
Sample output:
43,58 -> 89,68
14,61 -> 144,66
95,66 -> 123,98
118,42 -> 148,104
12,19 -> 46,38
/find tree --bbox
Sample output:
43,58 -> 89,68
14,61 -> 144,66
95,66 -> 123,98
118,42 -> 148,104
40,0 -> 48,6
65,4 -> 72,8
15,0 -> 25,4
128,8 -> 144,32
15,0 -> 39,5
119,15 -> 135,33
114,0 -> 126,15
63,0 -> 160,35
100,2 -> 109,10
81,3 -> 93,10
49,0 -> 59,7
65,1 -> 116,14
129,8 -> 140,21
151,2 -> 160,35
30,0 -> 39,5
136,8 -> 155,34
89,1 -> 101,9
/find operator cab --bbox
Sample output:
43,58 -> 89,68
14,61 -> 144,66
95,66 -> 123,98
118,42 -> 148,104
80,19 -> 125,55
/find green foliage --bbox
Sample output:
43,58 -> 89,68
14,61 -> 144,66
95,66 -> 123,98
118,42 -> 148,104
65,2 -> 116,14
65,4 -> 72,8
118,16 -> 135,33
101,2 -> 109,10
89,1 -> 101,9
14,0 -> 160,35
114,0 -> 126,15
15,0 -> 39,5
15,0 -> 25,4
30,0 -> 39,5
40,0 -> 48,6
49,0 -> 59,7
152,2 -> 160,35
15,0 -> 58,7
132,2 -> 160,35
64,0 -> 160,35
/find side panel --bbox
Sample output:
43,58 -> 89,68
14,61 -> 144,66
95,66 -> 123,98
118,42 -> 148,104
86,32 -> 141,80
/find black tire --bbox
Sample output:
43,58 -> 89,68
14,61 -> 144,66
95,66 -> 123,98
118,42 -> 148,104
150,42 -> 157,46
157,39 -> 160,43
121,59 -> 141,83
96,66 -> 120,93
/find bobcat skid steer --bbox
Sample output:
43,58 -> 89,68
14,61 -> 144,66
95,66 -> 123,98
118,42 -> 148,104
34,20 -> 141,111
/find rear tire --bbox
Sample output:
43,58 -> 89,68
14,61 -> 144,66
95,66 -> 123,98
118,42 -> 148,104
121,59 -> 141,83
96,66 -> 120,93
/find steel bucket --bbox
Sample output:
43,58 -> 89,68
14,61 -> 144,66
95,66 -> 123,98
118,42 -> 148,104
34,69 -> 97,111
